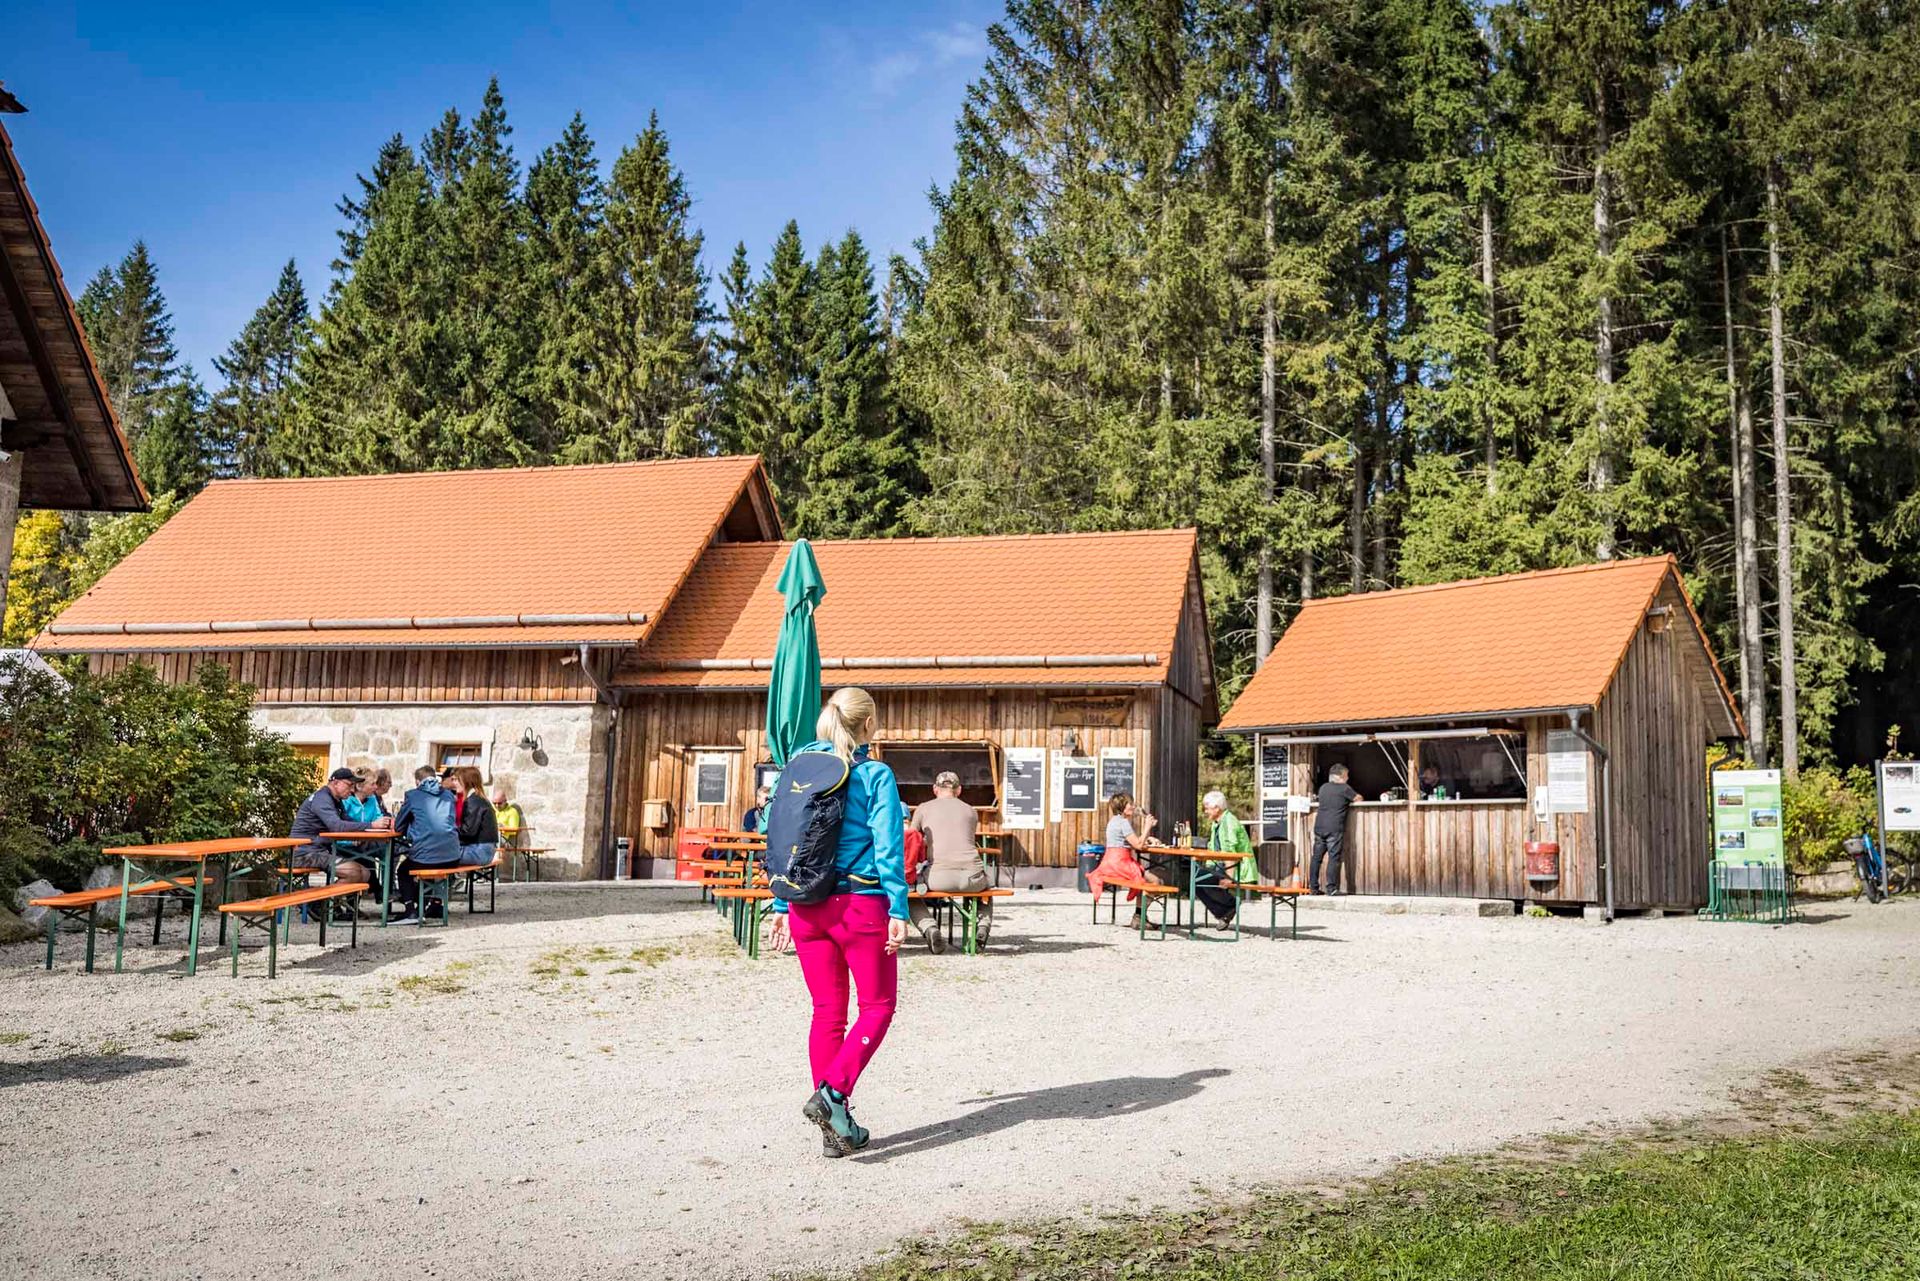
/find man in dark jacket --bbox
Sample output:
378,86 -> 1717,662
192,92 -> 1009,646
291,768 -> 384,894
392,767 -> 462,922
1309,763 -> 1364,895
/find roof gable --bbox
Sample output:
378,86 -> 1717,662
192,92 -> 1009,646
1219,556 -> 1740,735
36,456 -> 776,650
0,122 -> 145,511
620,528 -> 1202,690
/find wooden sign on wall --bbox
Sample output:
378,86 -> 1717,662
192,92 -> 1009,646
1049,696 -> 1130,727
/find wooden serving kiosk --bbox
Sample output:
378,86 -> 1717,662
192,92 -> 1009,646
1221,558 -> 1744,912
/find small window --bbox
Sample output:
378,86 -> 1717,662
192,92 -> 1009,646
875,741 -> 999,811
434,743 -> 483,769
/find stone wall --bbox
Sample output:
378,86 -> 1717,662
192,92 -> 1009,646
253,703 -> 608,876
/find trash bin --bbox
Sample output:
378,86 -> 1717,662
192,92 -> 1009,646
614,836 -> 633,881
1077,842 -> 1103,894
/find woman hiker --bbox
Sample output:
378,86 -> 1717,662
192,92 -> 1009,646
1086,792 -> 1163,927
766,687 -> 909,1158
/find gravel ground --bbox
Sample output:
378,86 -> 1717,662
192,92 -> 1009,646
1,884 -> 1916,1280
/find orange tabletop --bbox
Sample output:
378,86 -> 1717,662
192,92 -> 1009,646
104,837 -> 307,861
1140,844 -> 1237,859
317,829 -> 398,841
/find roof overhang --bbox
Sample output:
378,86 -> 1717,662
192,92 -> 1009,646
1219,706 -> 1588,737
0,121 -> 146,512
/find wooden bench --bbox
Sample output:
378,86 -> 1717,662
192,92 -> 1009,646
1092,879 -> 1179,940
404,856 -> 505,926
505,845 -> 552,883
908,888 -> 1013,955
1222,882 -> 1307,940
218,883 -> 365,977
28,877 -> 209,973
712,886 -> 776,957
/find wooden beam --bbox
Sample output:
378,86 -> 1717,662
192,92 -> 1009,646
0,447 -> 23,621
0,239 -> 104,509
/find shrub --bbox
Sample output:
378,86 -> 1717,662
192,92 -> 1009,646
0,657 -> 310,894
1781,766 -> 1876,875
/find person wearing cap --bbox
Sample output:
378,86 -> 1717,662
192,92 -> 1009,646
290,768 -> 389,898
907,770 -> 990,953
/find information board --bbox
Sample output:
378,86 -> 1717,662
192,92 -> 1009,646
1051,753 -> 1096,819
694,753 -> 730,808
1259,739 -> 1291,793
1002,748 -> 1046,830
1545,731 -> 1590,814
1098,747 -> 1136,803
1711,767 -> 1784,863
1878,761 -> 1920,832
1260,794 -> 1288,834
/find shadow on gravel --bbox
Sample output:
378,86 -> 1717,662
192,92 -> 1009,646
0,1053 -> 188,1089
855,1068 -> 1231,1164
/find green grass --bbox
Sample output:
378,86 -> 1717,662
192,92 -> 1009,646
0,1031 -> 28,1046
156,1028 -> 201,1043
850,1110 -> 1920,1280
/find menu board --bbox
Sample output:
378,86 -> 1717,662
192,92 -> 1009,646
1002,748 -> 1046,830
1099,747 -> 1136,803
1712,768 -> 1783,862
1546,731 -> 1589,814
694,753 -> 730,808
1881,761 -> 1920,832
1051,753 -> 1096,819
1259,740 -> 1291,793
1260,794 -> 1288,833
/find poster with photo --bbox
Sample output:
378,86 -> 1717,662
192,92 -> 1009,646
1881,761 -> 1920,833
1710,768 -> 1783,863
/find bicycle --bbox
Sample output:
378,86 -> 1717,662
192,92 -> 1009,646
1845,834 -> 1886,903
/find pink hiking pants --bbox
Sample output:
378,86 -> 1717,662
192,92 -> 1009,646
788,893 -> 898,1096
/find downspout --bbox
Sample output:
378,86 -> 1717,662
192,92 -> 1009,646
579,644 -> 620,880
1567,708 -> 1614,924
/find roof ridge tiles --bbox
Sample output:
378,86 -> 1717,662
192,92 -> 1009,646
200,454 -> 760,489
1298,553 -> 1675,608
703,526 -> 1199,551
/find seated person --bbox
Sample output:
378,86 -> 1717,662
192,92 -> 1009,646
908,771 -> 990,953
1087,793 -> 1163,924
1418,764 -> 1455,799
741,784 -> 771,834
455,765 -> 500,866
390,766 -> 469,922
1192,791 -> 1253,926
492,787 -> 525,846
290,768 -> 386,915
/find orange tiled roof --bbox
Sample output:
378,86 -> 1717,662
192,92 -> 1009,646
1219,556 -> 1735,732
34,457 -> 773,650
618,528 -> 1199,689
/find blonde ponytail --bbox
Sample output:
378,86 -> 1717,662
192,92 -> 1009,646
816,687 -> 877,763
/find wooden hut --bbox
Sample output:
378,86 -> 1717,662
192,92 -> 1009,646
610,527 -> 1215,875
36,456 -> 1215,879
1217,557 -> 1743,912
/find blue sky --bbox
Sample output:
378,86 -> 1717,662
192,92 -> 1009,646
11,0 -> 1001,377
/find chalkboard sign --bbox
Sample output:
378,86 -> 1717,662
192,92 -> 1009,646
695,754 -> 729,807
1259,739 -> 1291,794
1260,794 -> 1288,835
1060,757 -> 1097,812
1003,748 -> 1045,830
1099,748 -> 1136,802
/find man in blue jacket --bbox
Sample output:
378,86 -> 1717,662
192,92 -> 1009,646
392,766 -> 462,922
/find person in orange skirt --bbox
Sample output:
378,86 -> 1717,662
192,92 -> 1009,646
1087,792 -> 1163,923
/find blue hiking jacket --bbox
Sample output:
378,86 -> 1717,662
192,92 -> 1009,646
769,741 -> 908,921
395,778 -> 461,865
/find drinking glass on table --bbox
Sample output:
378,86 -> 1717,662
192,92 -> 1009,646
1173,819 -> 1191,847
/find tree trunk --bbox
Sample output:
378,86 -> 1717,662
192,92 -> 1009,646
1590,78 -> 1616,561
1767,163 -> 1798,777
1300,549 -> 1315,602
1721,226 -> 1767,764
1481,194 -> 1499,494
1258,180 -> 1277,664
1350,446 -> 1366,592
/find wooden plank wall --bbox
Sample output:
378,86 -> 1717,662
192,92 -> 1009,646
85,648 -> 596,704
1592,578 -> 1713,910
614,686 -> 1183,868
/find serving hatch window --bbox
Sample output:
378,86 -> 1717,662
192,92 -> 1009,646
1414,734 -> 1528,800
874,741 -> 1000,811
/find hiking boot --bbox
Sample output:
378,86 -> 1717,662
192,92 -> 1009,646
802,1085 -> 869,1155
919,921 -> 947,955
821,1130 -> 844,1159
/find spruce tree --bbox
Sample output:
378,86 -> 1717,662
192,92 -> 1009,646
210,259 -> 312,478
569,113 -> 709,462
525,112 -> 607,458
725,222 -> 817,510
74,241 -> 181,443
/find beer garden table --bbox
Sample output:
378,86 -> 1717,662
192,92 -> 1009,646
1140,843 -> 1242,942
317,829 -> 399,926
102,837 -> 306,975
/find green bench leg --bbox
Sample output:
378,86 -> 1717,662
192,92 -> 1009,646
43,910 -> 56,971
230,919 -> 240,977
267,920 -> 278,980
84,912 -> 97,973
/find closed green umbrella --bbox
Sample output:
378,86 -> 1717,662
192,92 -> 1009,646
764,539 -> 826,769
